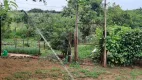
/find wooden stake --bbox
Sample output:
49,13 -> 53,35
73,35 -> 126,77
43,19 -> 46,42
23,39 -> 24,48
44,41 -> 45,50
0,16 -> 2,55
74,1 -> 79,62
103,0 -> 107,67
38,41 -> 40,55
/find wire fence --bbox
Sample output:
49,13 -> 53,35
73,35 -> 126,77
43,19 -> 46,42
2,39 -> 47,53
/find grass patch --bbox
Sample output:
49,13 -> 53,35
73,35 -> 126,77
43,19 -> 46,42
40,49 -> 61,57
69,62 -> 81,69
35,69 -> 48,74
115,76 -> 129,80
78,45 -> 94,59
2,46 -> 40,55
50,67 -> 61,72
79,69 -> 101,78
130,69 -> 142,79
14,71 -> 32,79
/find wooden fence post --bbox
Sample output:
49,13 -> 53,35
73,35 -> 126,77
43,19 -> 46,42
23,39 -> 24,48
103,0 -> 107,67
74,1 -> 79,62
38,41 -> 40,55
44,41 -> 45,50
15,38 -> 17,48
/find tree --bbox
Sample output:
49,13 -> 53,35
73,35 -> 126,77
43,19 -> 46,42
28,8 -> 44,13
107,3 -> 132,27
0,0 -> 17,55
79,0 -> 103,42
128,8 -> 142,28
0,0 -> 17,16
30,12 -> 75,61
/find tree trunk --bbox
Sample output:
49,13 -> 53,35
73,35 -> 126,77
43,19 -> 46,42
68,32 -> 72,62
0,16 -> 2,56
74,3 -> 79,62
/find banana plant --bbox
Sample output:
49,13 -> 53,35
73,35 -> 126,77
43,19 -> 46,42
0,0 -> 18,16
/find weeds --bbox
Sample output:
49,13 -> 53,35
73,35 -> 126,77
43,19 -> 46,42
79,69 -> 101,78
14,71 -> 32,80
69,62 -> 80,69
130,69 -> 142,79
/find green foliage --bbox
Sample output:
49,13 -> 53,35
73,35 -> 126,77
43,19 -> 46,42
78,45 -> 94,59
14,71 -> 32,79
28,8 -> 44,13
93,26 -> 142,66
107,26 -> 142,66
79,69 -> 102,78
34,14 -> 75,55
1,14 -> 13,39
69,62 -> 80,69
2,46 -> 40,55
106,26 -> 132,53
0,0 -> 17,16
130,69 -> 142,79
91,27 -> 103,63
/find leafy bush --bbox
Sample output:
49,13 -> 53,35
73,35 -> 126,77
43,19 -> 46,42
107,27 -> 142,66
2,47 -> 40,55
93,25 -> 142,66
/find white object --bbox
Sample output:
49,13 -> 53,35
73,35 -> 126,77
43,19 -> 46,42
92,48 -> 97,53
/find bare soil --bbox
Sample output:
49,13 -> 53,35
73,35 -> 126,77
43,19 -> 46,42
0,58 -> 142,80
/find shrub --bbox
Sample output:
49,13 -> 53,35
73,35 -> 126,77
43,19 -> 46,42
107,27 -> 142,66
93,25 -> 142,66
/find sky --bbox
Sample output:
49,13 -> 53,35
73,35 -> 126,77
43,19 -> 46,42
1,0 -> 142,11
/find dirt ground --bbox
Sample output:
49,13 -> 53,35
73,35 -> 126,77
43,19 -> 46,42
0,58 -> 142,80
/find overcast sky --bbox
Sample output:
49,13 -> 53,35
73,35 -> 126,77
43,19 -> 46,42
4,0 -> 142,11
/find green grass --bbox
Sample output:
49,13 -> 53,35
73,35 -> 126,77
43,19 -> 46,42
4,71 -> 32,80
35,69 -> 49,74
130,69 -> 142,79
79,69 -> 104,78
50,67 -> 61,72
2,46 -> 40,55
78,45 -> 94,59
69,62 -> 81,69
14,71 -> 32,79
